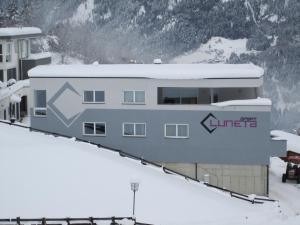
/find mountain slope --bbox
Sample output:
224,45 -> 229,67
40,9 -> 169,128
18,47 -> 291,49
0,0 -> 299,130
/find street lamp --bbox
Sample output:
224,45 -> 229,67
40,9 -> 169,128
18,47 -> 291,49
130,182 -> 139,217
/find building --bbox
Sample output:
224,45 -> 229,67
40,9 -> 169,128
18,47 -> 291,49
0,27 -> 51,121
28,63 -> 286,195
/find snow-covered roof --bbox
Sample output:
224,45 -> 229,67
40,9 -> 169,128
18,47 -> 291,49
271,130 -> 300,154
26,52 -> 52,60
0,79 -> 30,102
212,98 -> 272,107
0,123 -> 279,224
28,63 -> 264,79
0,27 -> 42,39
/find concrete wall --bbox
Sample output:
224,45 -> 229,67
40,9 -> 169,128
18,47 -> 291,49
164,163 -> 268,196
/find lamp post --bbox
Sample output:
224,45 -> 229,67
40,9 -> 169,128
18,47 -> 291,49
130,182 -> 139,217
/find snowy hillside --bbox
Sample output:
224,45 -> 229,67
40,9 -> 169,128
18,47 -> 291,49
0,122 -> 300,225
171,37 -> 257,64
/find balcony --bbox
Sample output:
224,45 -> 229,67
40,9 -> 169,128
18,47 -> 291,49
158,87 -> 258,104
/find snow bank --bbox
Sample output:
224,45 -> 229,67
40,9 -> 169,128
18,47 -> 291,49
0,27 -> 42,37
271,130 -> 300,154
27,52 -> 52,60
28,63 -> 264,79
172,37 -> 257,64
0,79 -> 29,102
212,98 -> 272,107
0,123 -> 283,225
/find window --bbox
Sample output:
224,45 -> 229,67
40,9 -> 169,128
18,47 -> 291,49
158,87 -> 198,104
123,123 -> 146,137
34,90 -> 47,116
83,122 -> 106,136
18,40 -> 29,59
123,90 -> 145,104
0,44 -> 2,62
7,68 -> 16,81
0,70 -> 3,82
83,90 -> 105,103
164,124 -> 189,138
6,43 -> 12,62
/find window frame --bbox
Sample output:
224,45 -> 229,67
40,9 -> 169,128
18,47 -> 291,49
82,122 -> 106,136
164,123 -> 189,139
6,42 -> 12,62
0,44 -> 3,63
122,122 -> 146,137
123,90 -> 145,104
83,90 -> 105,104
33,90 -> 47,117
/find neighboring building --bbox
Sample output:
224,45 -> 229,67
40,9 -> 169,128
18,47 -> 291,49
28,63 -> 286,195
0,27 -> 51,122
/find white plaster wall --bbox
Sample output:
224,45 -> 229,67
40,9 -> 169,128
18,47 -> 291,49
29,77 -> 270,112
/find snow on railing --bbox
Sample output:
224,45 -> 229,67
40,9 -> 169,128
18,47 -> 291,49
0,217 -> 149,225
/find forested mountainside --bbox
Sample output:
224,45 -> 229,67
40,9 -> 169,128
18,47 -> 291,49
0,0 -> 299,130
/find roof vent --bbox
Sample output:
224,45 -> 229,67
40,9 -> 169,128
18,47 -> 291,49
153,58 -> 162,64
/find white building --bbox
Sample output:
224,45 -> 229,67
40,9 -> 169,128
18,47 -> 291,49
28,63 -> 286,195
0,27 -> 51,121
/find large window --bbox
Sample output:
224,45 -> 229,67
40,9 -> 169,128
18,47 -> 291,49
0,44 -> 2,62
0,70 -> 3,82
158,88 -> 198,104
83,122 -> 106,136
123,122 -> 146,137
7,68 -> 16,81
83,90 -> 105,103
123,90 -> 145,104
164,124 -> 189,138
34,90 -> 47,116
6,43 -> 12,62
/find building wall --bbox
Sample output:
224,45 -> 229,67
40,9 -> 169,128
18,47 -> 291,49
163,163 -> 268,195
29,78 -> 285,165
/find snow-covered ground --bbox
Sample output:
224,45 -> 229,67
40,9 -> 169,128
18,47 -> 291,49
171,37 -> 257,64
269,157 -> 300,218
1,123 -> 300,225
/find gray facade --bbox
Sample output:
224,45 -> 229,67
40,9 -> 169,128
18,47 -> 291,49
29,78 -> 285,165
31,107 -> 275,165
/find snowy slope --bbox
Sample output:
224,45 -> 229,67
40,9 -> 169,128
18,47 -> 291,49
171,37 -> 257,64
0,123 -> 290,225
70,0 -> 95,26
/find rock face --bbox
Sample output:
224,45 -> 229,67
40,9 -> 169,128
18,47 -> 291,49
0,0 -> 300,130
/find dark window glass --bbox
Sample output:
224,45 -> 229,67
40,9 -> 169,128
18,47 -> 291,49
123,123 -> 134,136
0,70 -> 3,82
84,91 -> 94,102
95,91 -> 105,102
95,123 -> 106,135
158,88 -> 198,104
34,90 -> 46,108
84,123 -> 94,135
135,123 -> 146,136
0,44 -> 2,62
7,68 -> 16,81
34,109 -> 46,116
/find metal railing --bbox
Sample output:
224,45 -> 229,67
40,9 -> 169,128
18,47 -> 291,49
0,217 -> 151,225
